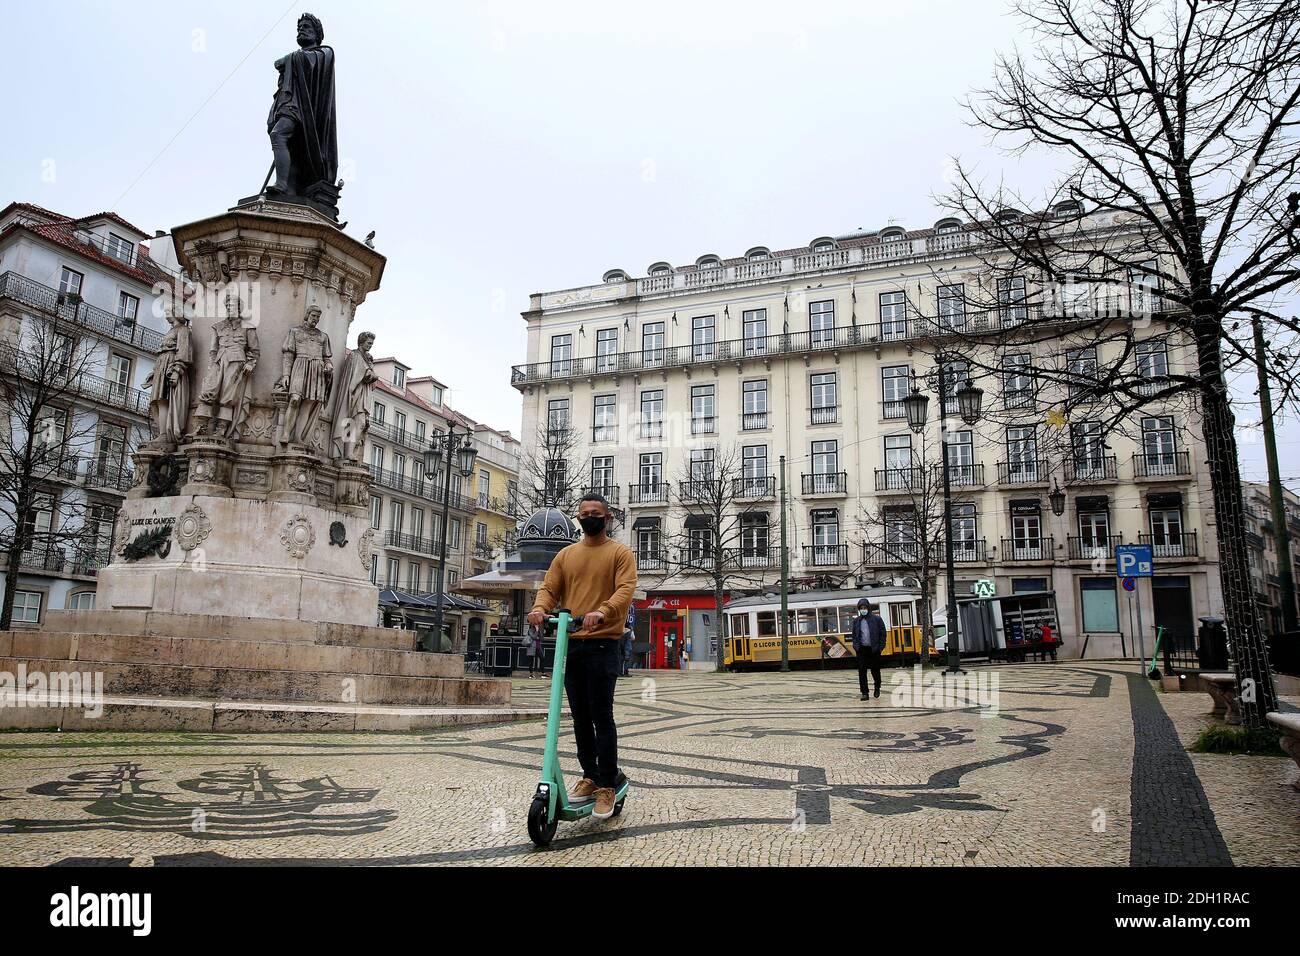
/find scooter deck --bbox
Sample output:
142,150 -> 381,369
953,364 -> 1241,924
556,776 -> 630,822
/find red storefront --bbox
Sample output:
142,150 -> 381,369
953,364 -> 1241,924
635,593 -> 730,669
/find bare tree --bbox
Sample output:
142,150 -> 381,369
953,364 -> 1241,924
515,413 -> 595,514
933,0 -> 1300,727
0,309 -> 136,628
857,430 -> 955,662
644,445 -> 774,671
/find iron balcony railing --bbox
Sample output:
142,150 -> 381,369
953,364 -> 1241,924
722,547 -> 778,570
1064,455 -> 1119,483
809,405 -> 838,425
1133,451 -> 1192,478
512,298 -> 1175,388
368,420 -> 432,454
580,484 -> 620,506
803,544 -> 849,567
635,549 -> 668,571
1068,534 -> 1124,560
592,424 -> 617,442
679,479 -> 721,502
741,411 -> 769,431
997,459 -> 1051,485
0,346 -> 152,416
368,465 -> 476,512
874,467 -> 922,493
880,399 -> 906,420
691,416 -> 716,435
1000,536 -> 1056,561
384,530 -> 442,556
1139,531 -> 1199,558
802,471 -> 848,495
733,475 -> 776,500
861,540 -> 987,566
628,482 -> 669,505
937,463 -> 985,488
0,271 -> 165,352
83,463 -> 135,493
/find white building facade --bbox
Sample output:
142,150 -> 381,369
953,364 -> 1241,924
0,202 -> 172,623
512,215 -> 1223,661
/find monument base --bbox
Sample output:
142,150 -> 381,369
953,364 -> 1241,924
99,494 -> 378,628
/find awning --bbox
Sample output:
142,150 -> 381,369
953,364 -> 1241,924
1076,494 -> 1109,511
378,589 -> 491,612
1009,498 -> 1041,515
453,566 -> 549,599
632,516 -> 661,530
1148,491 -> 1183,508
684,514 -> 712,529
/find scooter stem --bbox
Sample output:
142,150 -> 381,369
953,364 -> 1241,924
541,611 -> 572,817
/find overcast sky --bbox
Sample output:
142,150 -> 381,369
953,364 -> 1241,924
3,0 -> 1295,486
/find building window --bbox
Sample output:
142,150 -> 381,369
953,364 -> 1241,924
393,453 -> 407,481
638,452 -> 662,488
393,367 -> 406,389
741,514 -> 769,561
106,232 -> 134,263
741,445 -> 768,497
1010,502 -> 1044,555
880,291 -> 907,339
373,402 -> 386,425
13,590 -> 42,624
591,456 -> 614,496
117,292 -> 139,323
998,276 -> 1027,324
1141,416 -> 1178,471
389,500 -> 404,534
640,389 -> 664,439
408,562 -> 421,591
689,447 -> 715,481
549,334 -> 573,375
1067,346 -> 1099,400
429,386 -> 443,405
450,518 -> 462,549
937,284 -> 966,330
692,315 -> 715,361
411,507 -> 425,539
809,372 -> 837,424
1002,352 -> 1034,407
1006,426 -> 1039,480
881,364 -> 910,419
691,384 -> 715,434
58,267 -> 84,298
370,495 -> 382,530
1135,339 -> 1169,392
1081,578 -> 1119,631
593,394 -> 617,441
810,300 -> 835,346
742,379 -> 768,430
1078,509 -> 1110,550
415,420 -> 426,441
811,509 -> 840,564
951,502 -> 977,559
94,423 -> 126,479
941,359 -> 970,414
743,309 -> 767,354
636,524 -> 661,563
596,328 -> 619,372
1148,505 -> 1184,551
369,561 -> 379,585
546,398 -> 570,437
385,558 -> 400,587
642,321 -> 665,367
544,459 -> 568,503
68,591 -> 95,611
1071,421 -> 1106,473
947,430 -> 975,484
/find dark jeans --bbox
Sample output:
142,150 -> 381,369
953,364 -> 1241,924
528,654 -> 543,675
564,638 -> 620,788
857,647 -> 881,695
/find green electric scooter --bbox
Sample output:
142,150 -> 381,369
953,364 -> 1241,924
526,609 -> 630,848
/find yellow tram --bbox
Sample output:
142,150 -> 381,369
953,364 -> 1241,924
723,586 -> 938,670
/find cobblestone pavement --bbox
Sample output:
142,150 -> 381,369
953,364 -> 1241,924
0,662 -> 1295,866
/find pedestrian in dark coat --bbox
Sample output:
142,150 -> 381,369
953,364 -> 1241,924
848,598 -> 887,700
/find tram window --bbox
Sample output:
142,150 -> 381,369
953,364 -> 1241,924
730,614 -> 749,636
797,609 -> 818,635
757,611 -> 777,636
838,606 -> 856,631
819,608 -> 839,633
890,603 -> 914,626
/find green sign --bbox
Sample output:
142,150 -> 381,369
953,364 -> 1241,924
973,579 -> 996,599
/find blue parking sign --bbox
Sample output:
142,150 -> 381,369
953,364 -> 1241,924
1115,544 -> 1154,578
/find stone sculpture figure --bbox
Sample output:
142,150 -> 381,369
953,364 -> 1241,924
326,331 -> 377,463
195,293 -> 260,441
143,301 -> 193,449
276,305 -> 333,447
266,13 -> 338,210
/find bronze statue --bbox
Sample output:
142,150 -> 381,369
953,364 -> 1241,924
195,293 -> 259,441
326,331 -> 377,463
266,13 -> 338,214
276,304 -> 333,447
144,302 -> 193,449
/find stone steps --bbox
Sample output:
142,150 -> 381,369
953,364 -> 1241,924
0,694 -> 545,733
41,610 -> 419,651
0,654 -> 506,708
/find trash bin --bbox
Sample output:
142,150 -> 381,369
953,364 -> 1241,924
1197,616 -> 1228,670
1267,628 -> 1300,677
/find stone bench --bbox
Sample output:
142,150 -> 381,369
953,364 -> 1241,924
1267,712 -> 1300,791
1199,672 -> 1241,725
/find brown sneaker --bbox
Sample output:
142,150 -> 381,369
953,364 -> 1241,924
569,778 -> 597,801
591,787 -> 616,820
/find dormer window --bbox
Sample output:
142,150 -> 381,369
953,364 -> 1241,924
745,247 -> 770,261
810,237 -> 837,253
994,208 -> 1023,224
647,262 -> 672,276
695,255 -> 722,270
1053,200 -> 1082,219
429,386 -> 443,406
934,218 -> 962,235
880,227 -> 906,243
393,367 -> 405,389
106,232 -> 134,263
603,269 -> 628,283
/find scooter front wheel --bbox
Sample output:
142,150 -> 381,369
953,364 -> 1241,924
527,796 -> 557,847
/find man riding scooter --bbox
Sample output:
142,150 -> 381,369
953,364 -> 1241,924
527,493 -> 637,820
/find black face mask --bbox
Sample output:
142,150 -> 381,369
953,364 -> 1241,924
578,515 -> 606,536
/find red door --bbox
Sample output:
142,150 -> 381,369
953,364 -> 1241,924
649,615 -> 677,669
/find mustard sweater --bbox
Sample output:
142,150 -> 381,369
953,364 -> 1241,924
531,538 -> 637,639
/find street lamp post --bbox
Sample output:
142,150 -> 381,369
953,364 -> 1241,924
904,359 -> 983,675
421,423 -> 479,653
